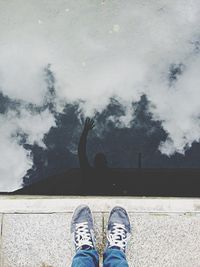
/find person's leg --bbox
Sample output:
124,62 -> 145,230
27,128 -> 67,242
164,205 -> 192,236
71,249 -> 99,267
103,206 -> 131,267
103,249 -> 128,267
71,205 -> 99,267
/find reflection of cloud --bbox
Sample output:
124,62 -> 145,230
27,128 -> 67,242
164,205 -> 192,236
0,1 -> 200,189
0,107 -> 55,191
0,122 -> 32,191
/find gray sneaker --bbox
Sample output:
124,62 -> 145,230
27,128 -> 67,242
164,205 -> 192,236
71,205 -> 95,251
106,206 -> 131,253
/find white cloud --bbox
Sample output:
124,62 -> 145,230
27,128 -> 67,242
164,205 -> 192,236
0,117 -> 32,191
0,109 -> 55,191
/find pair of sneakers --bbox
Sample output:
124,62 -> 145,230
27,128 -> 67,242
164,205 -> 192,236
71,205 -> 131,253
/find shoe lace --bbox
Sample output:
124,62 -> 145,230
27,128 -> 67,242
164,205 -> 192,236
74,222 -> 94,250
107,223 -> 130,251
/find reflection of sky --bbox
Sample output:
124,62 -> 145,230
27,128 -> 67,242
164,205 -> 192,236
1,1 -> 200,190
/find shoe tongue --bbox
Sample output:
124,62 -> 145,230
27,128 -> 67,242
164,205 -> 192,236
81,245 -> 93,250
109,245 -> 125,253
110,245 -> 120,250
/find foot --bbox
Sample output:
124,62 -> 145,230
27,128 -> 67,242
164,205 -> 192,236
71,205 -> 96,251
106,206 -> 131,253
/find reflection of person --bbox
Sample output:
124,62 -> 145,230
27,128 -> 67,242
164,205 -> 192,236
71,205 -> 131,267
78,117 -> 107,170
78,118 -> 108,194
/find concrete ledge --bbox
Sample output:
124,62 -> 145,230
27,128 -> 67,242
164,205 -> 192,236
0,197 -> 200,266
0,196 -> 200,213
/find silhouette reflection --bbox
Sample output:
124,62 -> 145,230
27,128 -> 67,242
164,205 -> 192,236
9,119 -> 200,196
78,118 -> 111,194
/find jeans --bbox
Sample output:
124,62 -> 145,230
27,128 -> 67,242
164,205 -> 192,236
71,248 -> 129,267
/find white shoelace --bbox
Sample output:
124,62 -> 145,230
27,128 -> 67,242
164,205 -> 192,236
74,222 -> 94,250
107,223 -> 130,251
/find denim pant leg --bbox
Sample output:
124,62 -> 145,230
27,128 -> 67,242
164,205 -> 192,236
71,249 -> 99,267
103,248 -> 129,267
